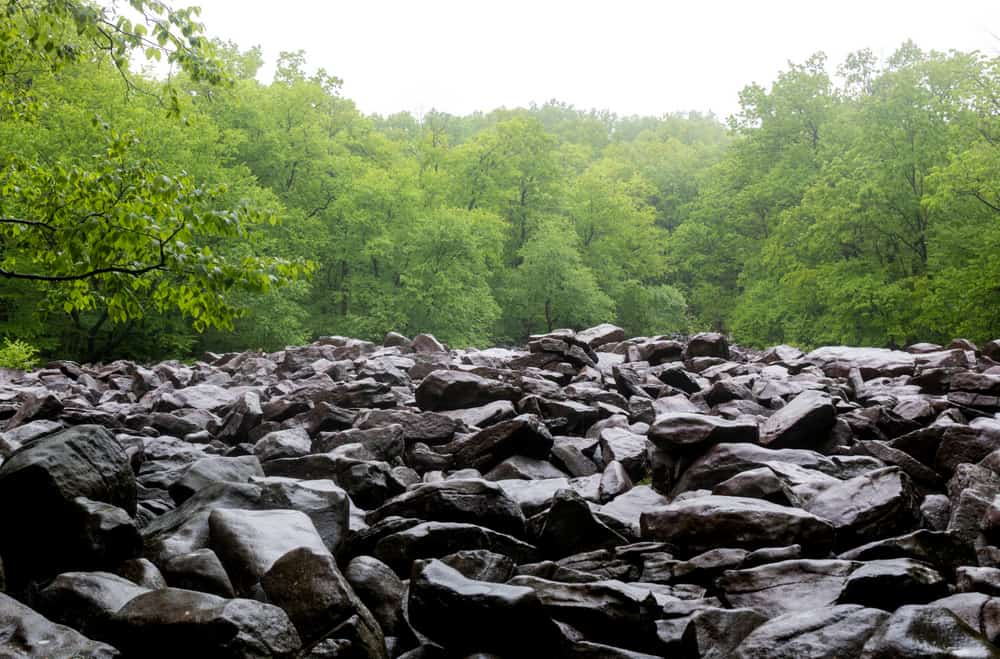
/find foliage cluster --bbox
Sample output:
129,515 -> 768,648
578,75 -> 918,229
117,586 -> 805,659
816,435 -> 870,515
0,337 -> 39,371
2,2 -> 999,362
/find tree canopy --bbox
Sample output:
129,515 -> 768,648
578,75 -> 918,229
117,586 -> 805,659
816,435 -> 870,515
1,3 -> 998,362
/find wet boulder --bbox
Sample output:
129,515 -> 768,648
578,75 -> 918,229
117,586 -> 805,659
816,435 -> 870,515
805,467 -> 921,551
408,559 -> 560,655
437,414 -> 553,473
681,606 -> 768,659
667,442 -> 839,496
108,588 -> 301,659
261,547 -> 386,656
439,549 -> 516,583
35,571 -> 149,641
0,424 -> 136,589
161,548 -> 236,597
685,333 -> 730,360
507,575 -> 661,653
732,604 -> 890,659
538,489 -> 628,558
373,521 -> 538,575
354,409 -> 459,445
859,605 -> 1000,658
368,479 -> 527,539
344,555 -> 408,637
718,559 -> 858,617
805,346 -> 915,379
208,507 -> 330,595
759,390 -> 837,449
0,592 -> 120,658
414,370 -> 519,412
648,413 -> 759,453
252,427 -> 311,461
167,455 -> 263,504
640,495 -> 836,556
838,558 -> 949,610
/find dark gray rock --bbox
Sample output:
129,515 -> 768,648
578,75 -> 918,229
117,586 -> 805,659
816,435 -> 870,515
68,496 -> 142,570
859,605 -> 1000,658
598,427 -> 650,481
483,455 -> 568,481
437,414 -> 553,473
0,591 -> 120,658
648,413 -> 758,453
301,402 -> 356,436
344,555 -> 407,637
262,453 -> 401,509
408,559 -> 560,655
958,567 -> 1000,596
439,549 -> 515,582
414,370 -> 519,412
253,427 -> 311,461
35,571 -> 149,641
685,333 -> 730,360
494,477 -> 573,516
108,587 -> 301,658
507,575 -> 661,653
805,346 -> 915,379
740,544 -> 801,566
760,390 -> 837,449
928,593 -> 1000,645
838,558 -> 949,610
373,521 -> 538,574
312,425 -> 405,463
0,424 -> 137,589
411,333 -> 446,353
208,507 -> 330,595
732,604 -> 890,659
261,547 -> 386,656
838,530 -> 977,579
168,455 -> 263,504
161,548 -> 235,597
599,486 -> 670,538
576,323 -> 626,349
217,391 -> 263,445
934,425 -> 1000,476
4,392 -> 64,430
257,477 -> 351,556
528,333 -> 599,368
116,558 -> 166,590
367,479 -> 526,539
640,495 -> 835,556
662,547 -> 750,585
718,559 -> 857,617
598,460 -> 634,503
805,467 -> 921,551
438,400 -> 517,430
681,606 -> 768,659
355,409 -> 458,445
712,466 -> 789,503
668,442 -> 839,495
538,489 -> 628,558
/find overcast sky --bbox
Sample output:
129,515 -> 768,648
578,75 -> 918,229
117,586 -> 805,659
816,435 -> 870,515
186,0 -> 998,119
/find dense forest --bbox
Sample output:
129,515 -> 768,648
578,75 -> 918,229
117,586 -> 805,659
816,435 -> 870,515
1,1 -> 999,365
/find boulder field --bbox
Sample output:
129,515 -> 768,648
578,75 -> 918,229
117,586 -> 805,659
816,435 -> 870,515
1,327 -> 1000,657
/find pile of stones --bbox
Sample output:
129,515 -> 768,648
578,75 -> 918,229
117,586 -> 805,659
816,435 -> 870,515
1,325 -> 1000,657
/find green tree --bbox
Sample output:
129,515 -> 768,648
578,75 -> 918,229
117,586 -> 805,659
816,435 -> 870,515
501,218 -> 614,335
0,0 -> 310,360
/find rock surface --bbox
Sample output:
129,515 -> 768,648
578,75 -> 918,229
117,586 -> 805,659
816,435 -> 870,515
0,325 -> 998,656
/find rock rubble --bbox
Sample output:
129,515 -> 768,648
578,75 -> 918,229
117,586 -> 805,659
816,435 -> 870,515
0,329 -> 999,657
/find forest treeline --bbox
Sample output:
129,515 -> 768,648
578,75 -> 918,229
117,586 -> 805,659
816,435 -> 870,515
1,2 -> 998,363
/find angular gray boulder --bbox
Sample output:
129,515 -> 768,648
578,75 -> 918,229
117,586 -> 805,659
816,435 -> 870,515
640,495 -> 836,555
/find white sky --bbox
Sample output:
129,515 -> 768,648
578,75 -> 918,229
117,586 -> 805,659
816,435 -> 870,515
186,0 -> 999,119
